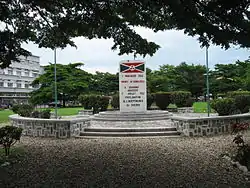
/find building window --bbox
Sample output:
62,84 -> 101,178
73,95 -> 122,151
16,71 -> 21,76
8,83 -> 13,88
33,73 -> 38,77
16,83 -> 22,88
8,70 -> 13,75
0,82 -> 3,87
24,71 -> 29,76
25,84 -> 29,88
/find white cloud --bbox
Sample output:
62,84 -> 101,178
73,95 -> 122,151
22,28 -> 250,74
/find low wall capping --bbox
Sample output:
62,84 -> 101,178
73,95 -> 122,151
171,113 -> 250,137
9,114 -> 91,139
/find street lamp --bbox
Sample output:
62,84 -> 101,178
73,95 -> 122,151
54,48 -> 58,119
205,46 -> 210,117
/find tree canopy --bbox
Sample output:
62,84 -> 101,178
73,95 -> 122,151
30,62 -> 91,106
1,0 -> 250,68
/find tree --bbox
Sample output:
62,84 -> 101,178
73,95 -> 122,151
209,60 -> 250,95
1,1 -> 250,68
89,72 -> 119,95
0,0 -> 160,68
172,62 -> 206,98
147,65 -> 176,93
30,63 -> 91,106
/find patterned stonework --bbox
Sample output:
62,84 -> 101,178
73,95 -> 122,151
9,115 -> 91,138
171,113 -> 250,136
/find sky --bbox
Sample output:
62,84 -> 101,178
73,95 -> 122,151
22,27 -> 250,74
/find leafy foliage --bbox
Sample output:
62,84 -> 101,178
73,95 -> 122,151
155,92 -> 171,110
0,126 -> 23,156
231,122 -> 250,169
12,104 -> 34,117
111,94 -> 120,109
89,72 -> 119,95
99,96 -> 110,112
31,109 -> 51,119
78,94 -> 109,113
210,98 -> 236,116
30,63 -> 91,106
2,1 -> 250,68
234,95 -> 250,114
147,93 -> 155,109
227,90 -> 250,98
170,91 -> 192,107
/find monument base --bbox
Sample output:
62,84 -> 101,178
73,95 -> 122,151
78,110 -> 180,137
91,110 -> 172,121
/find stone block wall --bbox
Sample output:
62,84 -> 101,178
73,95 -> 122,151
171,113 -> 250,136
78,110 -> 93,115
9,115 -> 90,138
177,107 -> 194,113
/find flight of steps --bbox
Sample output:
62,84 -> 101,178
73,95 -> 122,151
79,127 -> 181,137
91,110 -> 172,121
77,110 -> 180,138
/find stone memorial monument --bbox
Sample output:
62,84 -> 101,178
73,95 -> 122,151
119,60 -> 147,113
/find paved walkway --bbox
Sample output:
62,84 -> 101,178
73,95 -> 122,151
0,135 -> 249,188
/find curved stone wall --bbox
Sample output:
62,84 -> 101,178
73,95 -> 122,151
171,113 -> 250,136
9,114 -> 91,138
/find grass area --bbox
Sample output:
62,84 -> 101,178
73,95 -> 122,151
0,110 -> 14,124
0,103 -> 215,123
0,107 -> 83,123
44,107 -> 83,116
193,102 -> 215,113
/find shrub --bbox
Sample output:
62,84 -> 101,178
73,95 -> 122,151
12,105 -> 20,114
227,90 -> 250,98
0,126 -> 23,156
78,94 -> 95,109
40,109 -> 51,119
234,95 -> 250,113
231,122 -> 250,170
147,93 -> 155,109
98,96 -> 110,112
155,92 -> 171,110
12,104 -> 34,117
210,98 -> 237,116
31,110 -> 40,118
170,91 -> 192,107
111,94 -> 119,109
185,97 -> 195,107
78,94 -> 109,113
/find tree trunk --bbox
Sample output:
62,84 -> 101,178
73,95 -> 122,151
63,93 -> 66,107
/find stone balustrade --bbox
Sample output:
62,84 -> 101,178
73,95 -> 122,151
171,113 -> 250,136
9,114 -> 91,138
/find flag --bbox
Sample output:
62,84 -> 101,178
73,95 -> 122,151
120,62 -> 145,73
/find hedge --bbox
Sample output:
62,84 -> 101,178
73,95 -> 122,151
155,92 -> 171,110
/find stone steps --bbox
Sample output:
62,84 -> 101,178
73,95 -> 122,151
79,127 -> 180,137
91,116 -> 171,121
92,111 -> 172,121
84,127 -> 176,132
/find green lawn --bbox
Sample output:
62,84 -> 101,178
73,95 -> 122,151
0,107 -> 83,123
0,110 -> 14,123
0,103 -> 214,123
49,107 -> 83,116
193,102 -> 215,113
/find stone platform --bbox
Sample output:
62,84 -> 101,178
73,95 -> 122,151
91,110 -> 172,121
79,110 -> 180,137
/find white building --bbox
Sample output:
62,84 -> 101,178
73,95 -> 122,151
0,55 -> 44,105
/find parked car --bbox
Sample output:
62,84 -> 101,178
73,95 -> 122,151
0,104 -> 9,109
